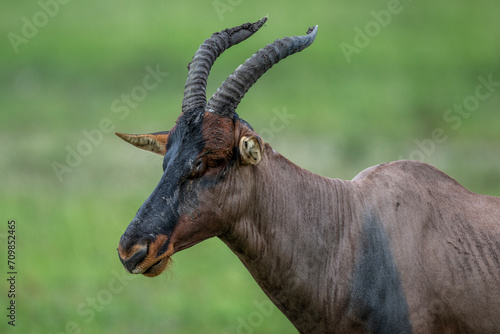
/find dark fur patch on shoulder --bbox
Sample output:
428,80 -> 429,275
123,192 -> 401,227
348,212 -> 412,334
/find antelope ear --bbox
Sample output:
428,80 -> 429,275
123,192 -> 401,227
239,136 -> 262,165
115,131 -> 169,156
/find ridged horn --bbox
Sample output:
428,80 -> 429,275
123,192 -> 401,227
181,17 -> 268,113
206,25 -> 318,117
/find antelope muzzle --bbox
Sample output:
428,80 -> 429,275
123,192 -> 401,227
118,231 -> 174,277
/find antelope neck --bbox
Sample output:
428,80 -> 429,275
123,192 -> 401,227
220,145 -> 360,329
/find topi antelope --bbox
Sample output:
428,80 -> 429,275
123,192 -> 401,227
116,17 -> 500,333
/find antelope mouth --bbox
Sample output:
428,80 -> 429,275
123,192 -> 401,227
128,244 -> 174,277
142,257 -> 171,277
134,240 -> 175,277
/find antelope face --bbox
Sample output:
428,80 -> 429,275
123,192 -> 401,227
116,17 -> 317,277
117,111 -> 262,277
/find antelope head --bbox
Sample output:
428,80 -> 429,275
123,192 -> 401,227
117,17 -> 317,277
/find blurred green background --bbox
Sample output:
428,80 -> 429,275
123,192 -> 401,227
1,0 -> 499,333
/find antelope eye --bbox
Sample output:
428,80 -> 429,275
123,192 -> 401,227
190,158 -> 207,178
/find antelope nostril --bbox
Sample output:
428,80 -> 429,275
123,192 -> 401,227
119,245 -> 148,273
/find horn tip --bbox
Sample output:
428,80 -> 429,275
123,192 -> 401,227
307,25 -> 318,35
250,16 -> 268,32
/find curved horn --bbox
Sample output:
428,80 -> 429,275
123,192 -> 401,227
206,25 -> 318,117
181,17 -> 268,113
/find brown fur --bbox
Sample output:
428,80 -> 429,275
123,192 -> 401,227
200,112 -> 235,166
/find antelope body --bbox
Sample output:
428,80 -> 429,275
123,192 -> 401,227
116,18 -> 500,333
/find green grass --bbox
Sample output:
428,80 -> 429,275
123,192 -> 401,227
2,0 -> 500,333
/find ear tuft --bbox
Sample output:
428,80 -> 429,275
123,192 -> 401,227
239,136 -> 262,165
115,131 -> 169,156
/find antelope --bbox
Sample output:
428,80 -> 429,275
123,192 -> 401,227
116,17 -> 500,333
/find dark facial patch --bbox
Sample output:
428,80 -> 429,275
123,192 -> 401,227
348,212 -> 412,334
121,110 -> 206,256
